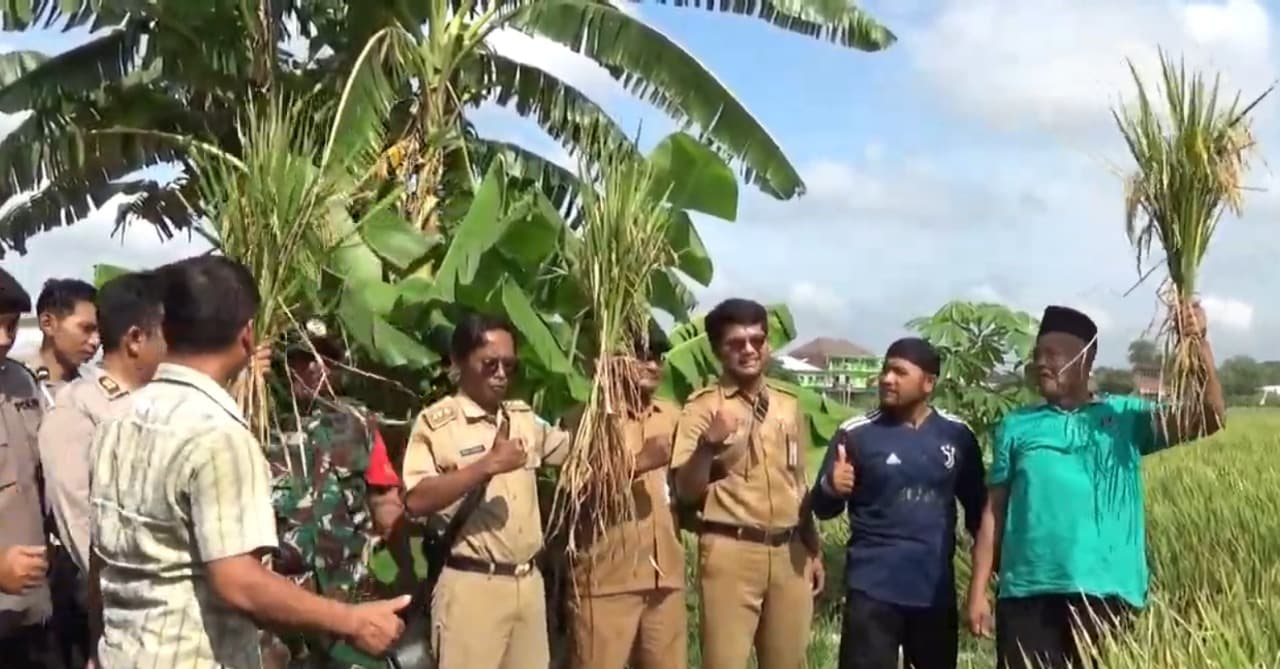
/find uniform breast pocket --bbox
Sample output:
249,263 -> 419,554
455,443 -> 489,470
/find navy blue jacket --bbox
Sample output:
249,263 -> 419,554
812,408 -> 986,608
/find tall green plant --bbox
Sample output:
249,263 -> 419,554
906,301 -> 1039,444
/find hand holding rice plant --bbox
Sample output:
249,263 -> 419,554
1113,49 -> 1270,440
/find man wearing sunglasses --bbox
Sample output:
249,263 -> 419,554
672,298 -> 822,669
568,329 -> 687,669
966,305 -> 1225,669
401,313 -> 570,669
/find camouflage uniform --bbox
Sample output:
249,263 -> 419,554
262,397 -> 384,668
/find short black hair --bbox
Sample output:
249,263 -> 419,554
156,256 -> 259,355
450,312 -> 515,362
97,272 -> 165,354
704,298 -> 768,347
0,267 -> 30,314
35,278 -> 96,318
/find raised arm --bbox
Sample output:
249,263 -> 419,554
810,428 -> 850,521
672,394 -> 740,504
403,417 -> 522,517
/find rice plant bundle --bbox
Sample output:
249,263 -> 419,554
188,96 -> 341,444
550,148 -> 675,563
1113,50 -> 1270,438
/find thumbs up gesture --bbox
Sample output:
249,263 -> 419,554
828,442 -> 856,497
701,399 -> 740,448
482,415 -> 527,475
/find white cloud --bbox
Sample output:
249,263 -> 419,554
1201,294 -> 1255,330
908,0 -> 1278,138
788,280 -> 847,314
4,197 -> 210,298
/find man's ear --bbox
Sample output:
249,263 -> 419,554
923,374 -> 937,395
122,325 -> 145,356
37,311 -> 56,336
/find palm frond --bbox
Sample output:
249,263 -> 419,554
511,0 -> 804,198
0,22 -> 144,114
480,50 -> 638,170
633,0 -> 896,51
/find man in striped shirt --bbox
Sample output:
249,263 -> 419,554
89,256 -> 409,669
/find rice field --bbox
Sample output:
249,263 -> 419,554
680,408 -> 1280,668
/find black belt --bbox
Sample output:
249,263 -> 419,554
445,555 -> 539,577
700,521 -> 796,547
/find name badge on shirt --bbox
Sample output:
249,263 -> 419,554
787,436 -> 798,469
460,445 -> 486,457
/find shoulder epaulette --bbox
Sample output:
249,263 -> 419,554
423,400 -> 457,430
503,399 -> 531,412
687,385 -> 718,402
764,380 -> 797,397
97,374 -> 126,400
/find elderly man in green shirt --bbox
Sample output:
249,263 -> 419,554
965,305 -> 1225,669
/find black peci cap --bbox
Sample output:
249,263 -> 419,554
1038,305 -> 1098,344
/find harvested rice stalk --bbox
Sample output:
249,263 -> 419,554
549,147 -> 675,565
1114,50 -> 1270,438
188,96 -> 339,443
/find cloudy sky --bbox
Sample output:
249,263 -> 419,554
4,0 -> 1279,364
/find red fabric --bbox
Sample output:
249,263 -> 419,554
365,426 -> 401,487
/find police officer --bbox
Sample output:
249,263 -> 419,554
37,272 -> 167,668
671,298 -> 823,669
21,279 -> 100,406
569,331 -> 686,669
401,313 -> 570,669
263,317 -> 407,667
0,266 -> 59,667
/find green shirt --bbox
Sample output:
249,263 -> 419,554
989,395 -> 1168,608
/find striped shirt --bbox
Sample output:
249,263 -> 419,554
90,363 -> 277,669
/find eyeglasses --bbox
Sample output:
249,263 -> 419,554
480,357 -> 519,376
722,335 -> 767,353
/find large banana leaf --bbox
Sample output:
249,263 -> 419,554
0,23 -> 142,114
480,51 -> 638,171
632,0 -> 896,52
513,0 -> 804,199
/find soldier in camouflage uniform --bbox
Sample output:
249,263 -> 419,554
262,319 -> 406,668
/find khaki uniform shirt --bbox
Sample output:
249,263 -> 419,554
0,358 -> 52,635
91,363 -> 278,669
671,382 -> 811,530
402,394 -> 570,565
39,367 -> 134,573
18,354 -> 76,410
573,399 -> 685,596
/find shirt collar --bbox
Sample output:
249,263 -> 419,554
153,362 -> 247,427
455,393 -> 496,422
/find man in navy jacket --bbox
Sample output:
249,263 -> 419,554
813,337 -> 986,669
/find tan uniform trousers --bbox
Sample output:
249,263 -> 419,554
571,588 -> 687,669
431,566 -> 548,669
698,534 -> 813,669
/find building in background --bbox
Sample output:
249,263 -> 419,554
783,337 -> 882,404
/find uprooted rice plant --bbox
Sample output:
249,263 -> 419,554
1113,50 -> 1271,440
549,145 -> 676,578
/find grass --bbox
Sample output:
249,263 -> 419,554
677,408 -> 1280,668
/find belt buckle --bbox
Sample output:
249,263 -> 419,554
733,526 -> 747,541
515,561 -> 532,577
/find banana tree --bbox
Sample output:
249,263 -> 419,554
0,0 -> 894,253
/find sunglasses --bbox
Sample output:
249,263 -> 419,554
722,335 -> 767,353
479,357 -> 519,376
